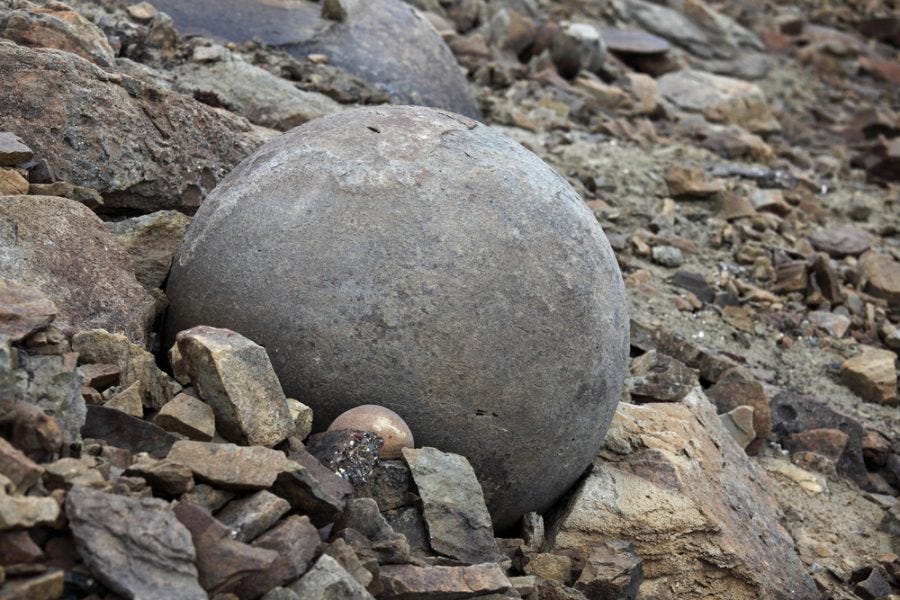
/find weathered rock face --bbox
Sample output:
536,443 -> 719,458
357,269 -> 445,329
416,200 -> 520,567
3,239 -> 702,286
0,40 -> 262,213
0,196 -> 155,345
126,0 -> 480,119
547,392 -> 819,600
165,105 -> 629,531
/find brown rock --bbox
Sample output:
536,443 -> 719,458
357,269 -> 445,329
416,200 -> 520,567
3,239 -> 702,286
0,41 -> 262,212
323,538 -> 373,590
0,131 -> 32,166
235,515 -> 321,599
860,251 -> 900,305
73,330 -> 178,410
335,498 -> 415,566
153,393 -> 216,441
807,311 -> 851,338
0,437 -> 43,494
0,569 -> 64,600
378,563 -> 512,599
328,405 -> 414,460
0,197 -> 156,345
106,211 -> 192,290
104,381 -> 144,418
664,165 -> 723,198
167,441 -> 293,490
841,346 -> 897,405
271,463 -> 348,527
630,319 -> 737,383
626,350 -> 698,402
124,453 -> 195,496
548,392 -> 818,600
861,430 -> 891,467
286,398 -> 314,440
78,363 -> 120,391
173,501 -> 279,595
215,490 -> 290,543
0,279 -> 56,343
176,326 -> 293,447
43,456 -> 105,490
773,261 -> 808,293
0,530 -> 42,567
5,400 -> 63,463
181,484 -> 235,513
283,442 -> 354,508
705,368 -> 772,454
785,429 -> 849,463
574,540 -> 642,600
27,181 -> 102,210
0,2 -> 116,67
0,167 -> 28,195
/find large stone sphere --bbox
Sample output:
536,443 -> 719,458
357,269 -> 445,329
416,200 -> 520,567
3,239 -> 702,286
165,106 -> 628,531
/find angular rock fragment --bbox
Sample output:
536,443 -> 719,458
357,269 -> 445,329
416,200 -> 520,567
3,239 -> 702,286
626,350 -> 698,402
288,554 -> 374,599
658,69 -> 780,133
176,326 -> 293,447
0,131 -> 32,166
73,330 -> 178,410
336,498 -> 415,565
287,398 -> 314,441
216,490 -> 290,542
0,569 -> 64,599
66,485 -> 205,599
167,441 -> 293,490
43,456 -> 105,490
718,405 -> 756,450
0,41 -> 262,212
171,50 -> 342,131
358,460 -> 412,512
574,541 -> 643,600
235,515 -> 321,599
181,484 -> 235,513
0,197 -> 156,346
0,279 -> 57,342
14,351 -> 84,448
153,392 -> 216,441
0,2 -> 116,67
808,225 -> 872,258
523,553 -> 573,582
859,251 -> 900,305
104,381 -> 144,418
378,563 -> 512,599
323,538 -> 374,590
841,347 -> 897,405
402,447 -> 499,565
549,392 -> 818,599
705,368 -> 772,454
106,210 -> 193,290
552,22 -> 606,78
0,436 -> 43,494
123,453 -> 195,496
0,486 -> 59,530
83,405 -> 180,459
271,464 -> 347,527
173,501 -> 278,595
665,165 -> 723,198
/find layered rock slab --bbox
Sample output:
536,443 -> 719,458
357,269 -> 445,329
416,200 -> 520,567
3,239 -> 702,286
547,391 -> 818,600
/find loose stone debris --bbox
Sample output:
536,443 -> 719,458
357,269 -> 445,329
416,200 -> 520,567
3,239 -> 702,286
0,0 -> 899,598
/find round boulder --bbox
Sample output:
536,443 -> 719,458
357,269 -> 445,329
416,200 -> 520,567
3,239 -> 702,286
165,106 -> 628,531
126,0 -> 480,119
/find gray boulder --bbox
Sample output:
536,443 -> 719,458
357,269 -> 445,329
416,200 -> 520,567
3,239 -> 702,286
165,105 -> 628,531
126,0 -> 481,119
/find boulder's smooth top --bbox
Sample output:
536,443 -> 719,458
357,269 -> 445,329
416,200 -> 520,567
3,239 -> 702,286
126,0 -> 481,119
165,105 -> 629,531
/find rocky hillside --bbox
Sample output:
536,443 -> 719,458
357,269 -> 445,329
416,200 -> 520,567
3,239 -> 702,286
0,0 -> 898,599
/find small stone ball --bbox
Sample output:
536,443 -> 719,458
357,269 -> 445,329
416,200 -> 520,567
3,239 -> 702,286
165,105 -> 629,531
327,404 -> 414,459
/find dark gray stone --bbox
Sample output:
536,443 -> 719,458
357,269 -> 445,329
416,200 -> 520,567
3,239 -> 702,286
66,485 -> 205,600
83,405 -> 180,459
236,515 -> 321,599
287,554 -> 374,600
124,0 -> 479,119
402,447 -> 499,564
165,105 -> 629,531
216,490 -> 291,542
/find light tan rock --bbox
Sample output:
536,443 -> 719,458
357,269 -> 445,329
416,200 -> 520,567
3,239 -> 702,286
658,69 -> 780,133
0,167 -> 28,195
0,436 -> 43,494
73,329 -> 179,410
841,346 -> 897,405
106,210 -> 192,290
0,485 -> 60,529
860,251 -> 900,304
719,405 -> 755,450
0,278 -> 57,342
166,441 -> 294,490
153,393 -> 216,441
547,391 -> 818,600
287,398 -> 314,441
104,381 -> 144,418
176,326 -> 293,447
378,563 -> 512,598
